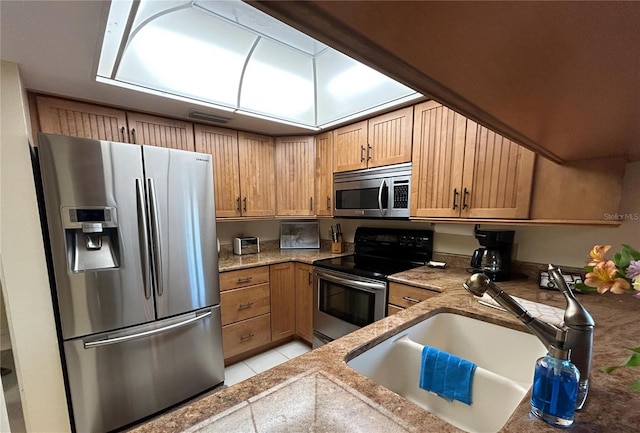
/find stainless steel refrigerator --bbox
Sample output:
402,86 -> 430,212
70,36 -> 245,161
37,133 -> 225,433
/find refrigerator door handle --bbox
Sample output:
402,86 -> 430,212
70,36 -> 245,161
136,179 -> 152,299
83,310 -> 212,349
147,178 -> 163,297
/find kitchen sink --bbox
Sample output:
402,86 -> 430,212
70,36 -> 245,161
347,312 -> 547,433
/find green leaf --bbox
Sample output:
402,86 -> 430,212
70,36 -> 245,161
630,347 -> 640,354
622,244 -> 640,260
600,366 -> 619,374
629,380 -> 640,392
573,282 -> 597,292
583,265 -> 595,272
615,249 -> 632,270
623,352 -> 640,368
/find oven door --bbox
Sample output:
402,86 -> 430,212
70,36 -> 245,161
313,268 -> 387,344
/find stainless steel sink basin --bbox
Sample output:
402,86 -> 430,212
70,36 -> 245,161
347,312 -> 547,433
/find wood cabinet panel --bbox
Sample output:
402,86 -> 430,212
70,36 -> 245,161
220,266 -> 270,292
220,283 -> 271,326
270,263 -> 296,341
333,120 -> 368,172
387,304 -> 403,316
388,282 -> 439,310
411,101 -> 466,217
367,106 -> 413,168
126,112 -> 195,151
294,263 -> 313,343
238,132 -> 276,217
315,131 -> 334,216
36,96 -> 128,142
194,125 -> 241,217
461,120 -> 535,218
222,314 -> 271,359
275,136 -> 315,216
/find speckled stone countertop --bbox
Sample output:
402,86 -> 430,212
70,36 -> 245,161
217,244 -> 351,271
129,265 -> 640,433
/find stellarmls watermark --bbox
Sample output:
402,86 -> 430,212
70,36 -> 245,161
603,213 -> 640,221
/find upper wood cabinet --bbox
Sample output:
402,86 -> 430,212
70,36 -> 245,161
35,95 -> 129,142
333,106 -> 413,173
238,132 -> 276,217
315,131 -> 334,216
194,125 -> 242,218
270,263 -> 296,341
126,112 -> 195,151
275,136 -> 315,216
411,101 -> 535,219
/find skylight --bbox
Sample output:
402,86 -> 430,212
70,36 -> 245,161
97,0 -> 422,130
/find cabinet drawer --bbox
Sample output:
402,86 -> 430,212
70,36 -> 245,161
387,304 -> 404,316
222,314 -> 271,359
221,283 -> 271,325
388,282 -> 439,309
220,266 -> 270,291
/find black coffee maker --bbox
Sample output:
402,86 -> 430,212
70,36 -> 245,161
470,229 -> 515,281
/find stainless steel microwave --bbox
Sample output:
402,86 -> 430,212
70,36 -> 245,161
333,163 -> 411,218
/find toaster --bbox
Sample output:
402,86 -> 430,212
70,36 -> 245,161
233,237 -> 260,255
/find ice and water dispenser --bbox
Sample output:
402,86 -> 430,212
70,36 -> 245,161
62,206 -> 120,272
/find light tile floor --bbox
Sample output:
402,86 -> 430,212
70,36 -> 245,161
225,340 -> 311,386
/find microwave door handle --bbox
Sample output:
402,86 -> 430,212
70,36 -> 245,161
378,179 -> 387,216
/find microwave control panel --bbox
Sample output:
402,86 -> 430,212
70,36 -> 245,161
393,183 -> 409,208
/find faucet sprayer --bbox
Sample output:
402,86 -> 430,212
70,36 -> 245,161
463,264 -> 594,409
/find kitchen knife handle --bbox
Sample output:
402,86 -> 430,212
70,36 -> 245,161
136,179 -> 152,299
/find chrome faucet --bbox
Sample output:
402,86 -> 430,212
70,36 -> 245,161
463,264 -> 594,409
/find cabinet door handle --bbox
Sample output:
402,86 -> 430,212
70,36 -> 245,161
326,196 -> 331,210
239,333 -> 255,341
237,302 -> 254,310
131,128 -> 137,144
310,197 -> 313,211
462,188 -> 470,210
367,144 -> 372,161
308,271 -> 313,285
243,197 -> 247,212
360,145 -> 365,162
120,126 -> 126,142
237,276 -> 253,283
452,188 -> 459,210
236,197 -> 241,212
402,296 -> 422,304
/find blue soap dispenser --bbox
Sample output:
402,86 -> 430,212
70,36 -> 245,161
530,329 -> 580,427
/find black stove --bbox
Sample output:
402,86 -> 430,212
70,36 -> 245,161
314,227 -> 434,280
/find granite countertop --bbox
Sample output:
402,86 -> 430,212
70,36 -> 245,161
217,247 -> 350,272
130,266 -> 640,433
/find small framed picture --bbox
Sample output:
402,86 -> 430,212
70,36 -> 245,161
280,222 -> 320,249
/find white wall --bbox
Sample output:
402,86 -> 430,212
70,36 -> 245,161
1,60 -> 71,432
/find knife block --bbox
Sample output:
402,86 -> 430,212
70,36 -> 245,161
331,234 -> 344,253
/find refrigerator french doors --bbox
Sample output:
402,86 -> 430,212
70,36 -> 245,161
37,133 -> 224,433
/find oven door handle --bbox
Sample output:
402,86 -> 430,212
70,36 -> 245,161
378,179 -> 387,216
315,269 -> 386,292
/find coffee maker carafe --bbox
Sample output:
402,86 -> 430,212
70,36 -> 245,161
470,229 -> 515,281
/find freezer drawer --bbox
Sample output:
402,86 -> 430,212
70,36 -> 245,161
63,306 -> 224,433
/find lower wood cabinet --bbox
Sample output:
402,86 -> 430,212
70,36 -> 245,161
270,263 -> 296,341
220,283 -> 270,325
294,263 -> 314,343
222,314 -> 271,359
387,282 -> 440,313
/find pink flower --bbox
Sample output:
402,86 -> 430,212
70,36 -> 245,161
588,245 -> 611,266
584,260 -> 631,294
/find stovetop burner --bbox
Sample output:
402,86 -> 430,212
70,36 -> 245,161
313,227 -> 433,280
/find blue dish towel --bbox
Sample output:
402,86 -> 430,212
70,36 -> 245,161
419,345 -> 477,405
